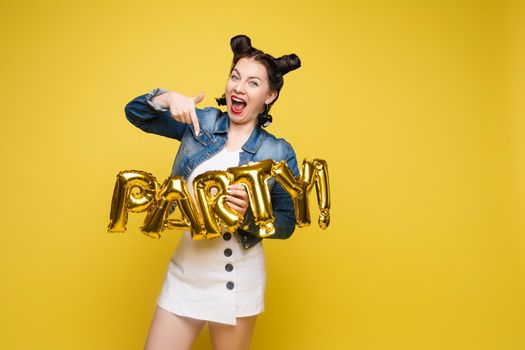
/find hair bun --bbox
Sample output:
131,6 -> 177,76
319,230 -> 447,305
275,54 -> 301,75
230,35 -> 253,55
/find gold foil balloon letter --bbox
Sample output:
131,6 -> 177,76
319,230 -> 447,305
107,170 -> 159,233
228,159 -> 275,238
193,171 -> 243,239
313,159 -> 331,229
141,176 -> 205,239
272,160 -> 315,227
272,158 -> 331,229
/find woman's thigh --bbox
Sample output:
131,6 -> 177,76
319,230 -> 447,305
144,305 -> 206,350
208,315 -> 258,350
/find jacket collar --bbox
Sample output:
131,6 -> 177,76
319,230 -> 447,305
213,111 -> 266,154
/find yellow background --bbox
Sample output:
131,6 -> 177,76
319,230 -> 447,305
1,0 -> 524,349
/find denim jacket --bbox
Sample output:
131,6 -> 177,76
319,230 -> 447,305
124,88 -> 299,250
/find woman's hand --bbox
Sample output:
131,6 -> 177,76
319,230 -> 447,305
153,91 -> 204,135
225,184 -> 249,216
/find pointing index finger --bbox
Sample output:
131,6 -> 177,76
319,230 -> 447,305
190,107 -> 200,136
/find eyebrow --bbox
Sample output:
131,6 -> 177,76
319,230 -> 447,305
232,68 -> 262,81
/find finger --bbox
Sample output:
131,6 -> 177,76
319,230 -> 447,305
182,109 -> 192,124
225,201 -> 244,214
228,185 -> 248,197
228,184 -> 246,191
194,91 -> 205,105
227,189 -> 247,199
226,195 -> 246,207
190,107 -> 201,136
171,108 -> 183,122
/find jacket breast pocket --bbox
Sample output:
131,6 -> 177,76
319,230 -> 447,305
189,124 -> 211,146
179,127 -> 210,154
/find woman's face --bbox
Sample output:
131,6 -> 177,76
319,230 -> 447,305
224,57 -> 277,126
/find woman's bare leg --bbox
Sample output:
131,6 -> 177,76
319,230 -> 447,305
208,315 -> 258,350
144,305 -> 206,350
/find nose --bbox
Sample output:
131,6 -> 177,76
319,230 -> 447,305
233,81 -> 246,94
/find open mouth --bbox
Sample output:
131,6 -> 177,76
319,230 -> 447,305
231,96 -> 247,114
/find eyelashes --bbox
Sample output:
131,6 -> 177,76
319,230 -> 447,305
230,74 -> 260,87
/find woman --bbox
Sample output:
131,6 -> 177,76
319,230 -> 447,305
125,34 -> 301,350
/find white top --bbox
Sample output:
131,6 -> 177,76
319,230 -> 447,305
156,147 -> 267,325
186,147 -> 242,199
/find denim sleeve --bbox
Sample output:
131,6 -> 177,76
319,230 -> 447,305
124,88 -> 188,140
240,143 -> 299,239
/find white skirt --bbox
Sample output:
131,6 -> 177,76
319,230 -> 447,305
156,230 -> 266,325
